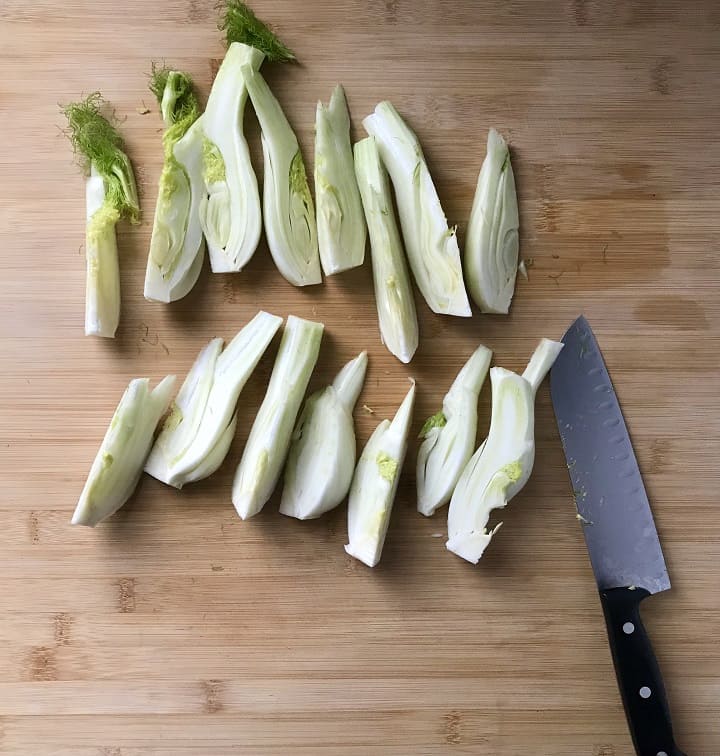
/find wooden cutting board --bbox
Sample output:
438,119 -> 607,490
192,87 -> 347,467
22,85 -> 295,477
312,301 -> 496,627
1,1 -> 718,753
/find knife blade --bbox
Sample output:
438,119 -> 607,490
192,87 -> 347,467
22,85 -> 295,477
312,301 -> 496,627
551,315 -> 685,756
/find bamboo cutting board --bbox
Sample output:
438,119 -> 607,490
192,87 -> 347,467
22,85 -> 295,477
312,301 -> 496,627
1,1 -> 719,754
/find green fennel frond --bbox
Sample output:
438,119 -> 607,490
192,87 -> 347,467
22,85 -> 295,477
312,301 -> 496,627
219,0 -> 295,62
62,93 -> 140,223
149,64 -> 173,105
149,64 -> 200,129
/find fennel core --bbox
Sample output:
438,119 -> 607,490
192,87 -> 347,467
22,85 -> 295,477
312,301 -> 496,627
376,452 -> 398,483
289,150 -> 314,217
202,138 -> 227,184
419,411 -> 447,439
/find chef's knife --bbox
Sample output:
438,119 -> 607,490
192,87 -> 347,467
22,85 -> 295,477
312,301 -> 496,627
550,316 -> 685,756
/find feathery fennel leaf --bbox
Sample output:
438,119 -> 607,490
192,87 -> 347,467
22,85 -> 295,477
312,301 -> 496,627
62,93 -> 140,223
219,0 -> 295,61
149,64 -> 200,131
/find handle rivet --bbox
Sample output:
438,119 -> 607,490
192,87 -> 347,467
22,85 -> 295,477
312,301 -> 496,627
622,622 -> 635,634
639,686 -> 652,699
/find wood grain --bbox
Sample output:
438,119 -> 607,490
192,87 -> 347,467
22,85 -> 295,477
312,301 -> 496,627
1,1 -> 719,754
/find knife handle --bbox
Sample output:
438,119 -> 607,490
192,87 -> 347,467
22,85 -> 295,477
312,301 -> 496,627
599,587 -> 686,756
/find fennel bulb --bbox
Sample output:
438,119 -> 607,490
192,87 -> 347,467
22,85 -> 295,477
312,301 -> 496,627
62,93 -> 140,337
345,380 -> 416,567
416,345 -> 492,516
363,101 -> 470,317
144,67 -> 206,303
280,351 -> 368,520
200,2 -> 295,273
465,128 -> 520,314
446,339 -> 563,563
315,85 -> 366,275
145,311 -> 282,488
232,316 -> 324,518
243,64 -> 321,286
71,376 -> 176,526
354,137 -> 418,364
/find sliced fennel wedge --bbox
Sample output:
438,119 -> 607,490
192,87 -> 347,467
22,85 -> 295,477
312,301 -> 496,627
200,2 -> 295,273
416,345 -> 492,517
62,93 -> 140,337
280,351 -> 368,520
243,65 -> 321,286
446,339 -> 563,563
345,380 -> 416,567
145,310 -> 282,488
201,42 -> 263,272
144,67 -> 206,303
354,137 -> 418,364
465,128 -> 520,314
363,102 -> 470,317
71,376 -> 176,526
315,85 -> 366,275
232,316 -> 324,518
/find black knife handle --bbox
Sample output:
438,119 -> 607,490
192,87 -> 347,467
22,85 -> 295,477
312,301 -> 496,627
600,587 -> 686,756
